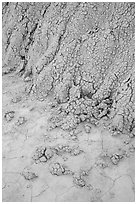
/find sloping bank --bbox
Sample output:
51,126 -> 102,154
2,2 -> 135,137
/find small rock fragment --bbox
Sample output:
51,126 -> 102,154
32,146 -> 46,161
49,162 -> 65,176
39,156 -> 47,162
16,116 -> 27,126
84,124 -> 91,133
69,130 -> 78,140
80,114 -> 87,122
32,146 -> 54,163
49,162 -> 72,176
53,144 -> 83,156
22,171 -> 38,180
73,174 -> 86,187
53,144 -> 71,154
44,148 -> 54,160
110,153 -> 123,165
4,111 -> 15,122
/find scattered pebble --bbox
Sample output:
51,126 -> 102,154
32,146 -> 46,161
39,156 -> 47,162
84,124 -> 91,133
16,116 -> 27,126
44,148 -> 54,160
22,171 -> 38,180
110,153 -> 123,165
4,111 -> 15,122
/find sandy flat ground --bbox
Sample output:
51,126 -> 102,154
2,73 -> 135,202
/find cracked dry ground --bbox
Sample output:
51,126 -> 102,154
2,2 -> 135,202
2,73 -> 135,202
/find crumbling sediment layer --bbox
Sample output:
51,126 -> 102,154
2,2 -> 135,137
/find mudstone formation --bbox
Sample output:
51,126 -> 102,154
2,2 -> 135,137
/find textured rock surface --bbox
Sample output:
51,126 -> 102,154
2,2 -> 135,202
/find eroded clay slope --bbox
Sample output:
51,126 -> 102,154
2,2 -> 135,137
2,2 -> 135,202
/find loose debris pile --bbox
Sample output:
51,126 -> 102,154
32,144 -> 83,164
32,146 -> 53,163
49,162 -> 73,176
21,168 -> 38,181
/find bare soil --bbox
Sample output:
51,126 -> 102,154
2,73 -> 135,202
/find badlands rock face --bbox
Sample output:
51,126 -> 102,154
2,2 -> 135,202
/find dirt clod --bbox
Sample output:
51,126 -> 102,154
4,111 -> 15,122
16,117 -> 27,126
